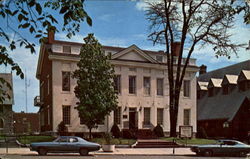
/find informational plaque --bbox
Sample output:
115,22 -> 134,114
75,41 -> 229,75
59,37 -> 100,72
179,126 -> 193,138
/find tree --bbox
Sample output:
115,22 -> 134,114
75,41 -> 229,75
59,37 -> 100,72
73,34 -> 118,139
146,0 -> 249,137
0,0 -> 92,103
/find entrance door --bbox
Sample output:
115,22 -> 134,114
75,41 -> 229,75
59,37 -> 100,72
129,108 -> 137,129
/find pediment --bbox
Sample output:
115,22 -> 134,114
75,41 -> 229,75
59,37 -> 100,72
111,45 -> 157,63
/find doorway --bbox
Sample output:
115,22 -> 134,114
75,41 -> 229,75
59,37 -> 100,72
129,108 -> 138,129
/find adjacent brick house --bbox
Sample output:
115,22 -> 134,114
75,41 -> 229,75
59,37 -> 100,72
35,32 -> 199,137
13,111 -> 40,134
0,73 -> 14,134
197,60 -> 250,140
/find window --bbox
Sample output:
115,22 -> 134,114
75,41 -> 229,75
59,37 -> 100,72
183,80 -> 190,97
157,78 -> 164,96
62,71 -> 70,91
56,137 -> 68,142
63,46 -> 71,53
129,68 -> 137,72
143,77 -> 151,95
47,106 -> 50,125
157,108 -> 164,125
183,109 -> 190,125
114,107 -> 121,124
114,75 -> 121,94
62,105 -> 71,125
156,55 -> 163,62
238,81 -> 250,92
144,108 -> 151,125
129,76 -> 136,94
47,75 -> 50,95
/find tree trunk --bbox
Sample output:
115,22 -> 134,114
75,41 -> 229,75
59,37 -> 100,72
169,91 -> 181,137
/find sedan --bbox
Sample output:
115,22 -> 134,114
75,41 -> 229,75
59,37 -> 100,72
191,139 -> 250,157
30,136 -> 101,156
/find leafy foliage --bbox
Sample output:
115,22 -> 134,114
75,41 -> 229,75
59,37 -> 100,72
73,34 -> 118,139
146,0 -> 248,137
111,123 -> 121,138
0,0 -> 91,103
153,124 -> 164,137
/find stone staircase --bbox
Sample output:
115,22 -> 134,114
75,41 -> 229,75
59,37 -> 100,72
133,139 -> 181,148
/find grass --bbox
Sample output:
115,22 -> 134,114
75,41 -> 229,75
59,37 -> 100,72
161,137 -> 217,145
90,138 -> 136,145
16,135 -> 136,145
17,136 -> 56,145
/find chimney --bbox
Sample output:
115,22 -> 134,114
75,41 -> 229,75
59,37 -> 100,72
47,26 -> 56,44
171,42 -> 181,57
199,65 -> 207,75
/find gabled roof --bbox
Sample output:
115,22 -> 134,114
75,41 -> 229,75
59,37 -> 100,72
198,60 -> 250,82
197,81 -> 208,91
198,88 -> 250,121
111,44 -> 158,63
222,75 -> 238,85
0,73 -> 14,105
208,78 -> 222,88
238,70 -> 250,81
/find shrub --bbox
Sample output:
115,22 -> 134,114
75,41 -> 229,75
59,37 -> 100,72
111,123 -> 121,138
153,124 -> 164,137
57,121 -> 68,135
103,132 -> 113,145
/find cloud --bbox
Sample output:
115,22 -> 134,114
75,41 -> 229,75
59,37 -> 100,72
135,1 -> 149,11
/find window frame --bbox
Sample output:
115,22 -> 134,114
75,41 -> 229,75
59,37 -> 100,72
62,105 -> 71,125
143,77 -> 151,96
156,78 -> 164,96
114,75 -> 121,95
183,80 -> 190,97
183,109 -> 191,126
129,76 -> 136,94
62,71 -> 71,92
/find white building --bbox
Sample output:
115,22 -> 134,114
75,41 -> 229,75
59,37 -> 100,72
35,32 -> 199,137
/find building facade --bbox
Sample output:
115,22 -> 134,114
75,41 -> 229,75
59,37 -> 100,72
0,73 -> 14,134
13,111 -> 40,134
197,60 -> 250,140
35,32 -> 199,136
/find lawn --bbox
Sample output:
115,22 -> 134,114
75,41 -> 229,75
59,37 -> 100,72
17,136 -> 56,145
161,137 -> 217,145
16,135 -> 136,145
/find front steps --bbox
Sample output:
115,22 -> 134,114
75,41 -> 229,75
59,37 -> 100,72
133,139 -> 181,148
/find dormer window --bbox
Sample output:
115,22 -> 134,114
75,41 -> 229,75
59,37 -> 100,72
63,46 -> 71,53
156,55 -> 163,62
237,70 -> 250,92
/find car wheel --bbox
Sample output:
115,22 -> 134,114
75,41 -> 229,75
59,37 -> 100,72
38,147 -> 47,156
79,148 -> 88,156
203,150 -> 213,157
239,151 -> 248,157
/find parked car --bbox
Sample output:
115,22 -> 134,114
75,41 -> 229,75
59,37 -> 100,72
191,139 -> 250,157
30,136 -> 100,156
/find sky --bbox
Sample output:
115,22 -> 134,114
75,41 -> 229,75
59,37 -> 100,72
0,0 -> 250,113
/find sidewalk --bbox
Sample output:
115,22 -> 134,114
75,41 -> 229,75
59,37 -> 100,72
0,147 -> 195,156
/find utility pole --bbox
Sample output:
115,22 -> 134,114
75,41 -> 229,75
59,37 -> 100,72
24,69 -> 30,113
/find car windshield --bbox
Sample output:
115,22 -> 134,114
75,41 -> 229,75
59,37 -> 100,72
54,137 -> 68,142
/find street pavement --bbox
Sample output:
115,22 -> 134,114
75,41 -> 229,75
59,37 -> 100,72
0,147 -> 195,156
